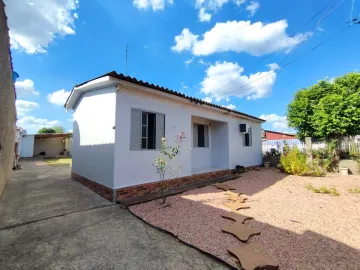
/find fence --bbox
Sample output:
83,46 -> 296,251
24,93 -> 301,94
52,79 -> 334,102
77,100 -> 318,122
262,137 -> 360,154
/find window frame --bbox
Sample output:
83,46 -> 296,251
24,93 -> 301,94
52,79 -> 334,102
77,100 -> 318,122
130,108 -> 166,151
193,123 -> 209,148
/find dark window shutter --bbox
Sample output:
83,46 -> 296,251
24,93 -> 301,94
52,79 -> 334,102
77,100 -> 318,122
130,109 -> 142,150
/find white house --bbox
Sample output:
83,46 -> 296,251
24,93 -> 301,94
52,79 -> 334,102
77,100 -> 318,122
65,71 -> 265,202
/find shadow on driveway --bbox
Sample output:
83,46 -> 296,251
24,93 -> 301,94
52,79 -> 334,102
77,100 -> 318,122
0,159 -> 229,270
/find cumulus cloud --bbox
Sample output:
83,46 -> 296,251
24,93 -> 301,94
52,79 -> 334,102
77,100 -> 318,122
5,0 -> 79,54
16,100 -> 39,116
195,0 -> 246,22
48,89 -> 71,106
259,113 -> 294,133
202,97 -> 213,103
199,7 -> 211,22
18,116 -> 60,133
15,79 -> 40,97
246,1 -> 260,17
222,104 -> 236,110
198,58 -> 211,66
200,61 -> 277,101
185,57 -> 194,66
171,29 -> 198,53
172,20 -> 309,57
133,0 -> 173,11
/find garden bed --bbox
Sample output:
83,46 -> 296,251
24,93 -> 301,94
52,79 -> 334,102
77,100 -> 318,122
130,169 -> 360,270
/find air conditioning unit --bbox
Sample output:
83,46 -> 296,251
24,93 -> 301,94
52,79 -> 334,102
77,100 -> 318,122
239,123 -> 248,133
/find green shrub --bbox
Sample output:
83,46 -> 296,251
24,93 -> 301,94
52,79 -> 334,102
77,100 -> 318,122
349,188 -> 360,194
306,159 -> 326,177
306,184 -> 340,196
280,147 -> 308,176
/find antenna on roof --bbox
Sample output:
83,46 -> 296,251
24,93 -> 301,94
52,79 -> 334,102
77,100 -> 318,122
125,44 -> 128,76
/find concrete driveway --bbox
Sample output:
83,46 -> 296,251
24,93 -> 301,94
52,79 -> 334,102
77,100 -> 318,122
0,159 -> 229,270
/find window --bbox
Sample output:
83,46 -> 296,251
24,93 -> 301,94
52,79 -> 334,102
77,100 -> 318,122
131,109 -> 165,151
193,124 -> 209,148
244,127 -> 252,147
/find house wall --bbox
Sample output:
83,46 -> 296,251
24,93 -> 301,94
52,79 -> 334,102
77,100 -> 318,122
33,137 -> 65,157
72,86 -> 116,188
20,135 -> 34,157
0,0 -> 16,197
192,117 -> 212,170
211,122 -> 229,169
114,86 -> 262,189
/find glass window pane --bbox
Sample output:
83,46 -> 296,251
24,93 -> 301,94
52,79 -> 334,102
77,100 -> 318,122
142,126 -> 147,137
198,124 -> 205,147
141,138 -> 147,149
142,112 -> 147,125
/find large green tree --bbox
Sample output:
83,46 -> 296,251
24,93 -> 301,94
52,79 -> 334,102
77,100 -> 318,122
37,125 -> 65,134
287,72 -> 360,140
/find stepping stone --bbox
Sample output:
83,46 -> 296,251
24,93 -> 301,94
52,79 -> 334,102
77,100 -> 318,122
224,201 -> 250,211
228,244 -> 279,270
226,196 -> 247,203
222,222 -> 260,242
221,212 -> 253,223
212,183 -> 236,191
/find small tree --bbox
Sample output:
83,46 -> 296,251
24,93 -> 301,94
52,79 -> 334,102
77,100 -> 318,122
52,125 -> 65,133
154,132 -> 187,204
38,127 -> 56,134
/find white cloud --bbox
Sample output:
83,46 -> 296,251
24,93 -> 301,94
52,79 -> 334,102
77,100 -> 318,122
16,100 -> 39,116
180,82 -> 188,89
317,27 -> 325,32
202,97 -> 213,103
171,29 -> 198,53
259,113 -> 294,133
267,63 -> 280,71
133,0 -> 173,11
185,57 -> 194,66
199,7 -> 211,22
172,20 -> 309,57
222,104 -> 236,110
200,61 -> 277,101
246,1 -> 260,17
15,79 -> 40,97
18,116 -> 60,133
5,0 -> 79,54
198,58 -> 211,66
48,89 -> 71,106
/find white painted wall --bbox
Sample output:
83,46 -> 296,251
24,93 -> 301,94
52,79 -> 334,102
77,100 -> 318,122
191,117 -> 212,170
20,135 -> 34,157
72,86 -> 116,188
211,122 -> 229,169
114,86 -> 262,189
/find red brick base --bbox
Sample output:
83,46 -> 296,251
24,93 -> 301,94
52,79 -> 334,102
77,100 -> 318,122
71,172 -> 114,201
72,169 -> 232,202
115,169 -> 231,201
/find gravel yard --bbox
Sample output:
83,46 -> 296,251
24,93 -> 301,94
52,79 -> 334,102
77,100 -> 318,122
130,168 -> 360,270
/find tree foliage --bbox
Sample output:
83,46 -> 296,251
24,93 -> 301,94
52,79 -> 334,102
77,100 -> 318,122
37,125 -> 65,134
287,72 -> 360,140
37,127 -> 56,134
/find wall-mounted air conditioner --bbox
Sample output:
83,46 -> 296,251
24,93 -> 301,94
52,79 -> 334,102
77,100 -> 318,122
239,123 -> 248,133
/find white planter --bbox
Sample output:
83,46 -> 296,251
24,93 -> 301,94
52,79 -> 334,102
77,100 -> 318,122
339,168 -> 348,175
264,162 -> 270,168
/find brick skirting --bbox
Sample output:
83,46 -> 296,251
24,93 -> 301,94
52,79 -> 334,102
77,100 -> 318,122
71,172 -> 114,201
115,169 -> 231,201
72,169 -> 232,202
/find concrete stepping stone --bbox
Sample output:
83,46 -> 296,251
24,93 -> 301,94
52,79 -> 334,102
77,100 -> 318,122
221,212 -> 253,223
228,243 -> 279,270
222,222 -> 260,242
212,183 -> 236,191
223,201 -> 250,211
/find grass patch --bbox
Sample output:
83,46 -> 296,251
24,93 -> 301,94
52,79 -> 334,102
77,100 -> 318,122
306,184 -> 340,196
348,188 -> 360,194
45,158 -> 72,167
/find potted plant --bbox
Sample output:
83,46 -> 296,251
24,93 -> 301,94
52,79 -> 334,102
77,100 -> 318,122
235,165 -> 245,174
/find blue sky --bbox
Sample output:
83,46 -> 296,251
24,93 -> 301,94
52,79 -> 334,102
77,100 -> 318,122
6,0 -> 360,134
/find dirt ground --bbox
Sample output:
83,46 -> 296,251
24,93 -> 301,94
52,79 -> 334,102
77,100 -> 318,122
130,168 -> 360,270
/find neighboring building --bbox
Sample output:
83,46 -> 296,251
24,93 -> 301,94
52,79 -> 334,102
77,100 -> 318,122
65,71 -> 265,202
262,129 -> 296,140
0,0 -> 16,197
20,133 -> 72,158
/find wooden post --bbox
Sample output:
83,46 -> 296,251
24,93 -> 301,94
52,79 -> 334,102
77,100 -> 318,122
305,137 -> 312,165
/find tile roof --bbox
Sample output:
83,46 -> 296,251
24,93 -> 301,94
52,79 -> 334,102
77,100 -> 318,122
71,71 -> 265,122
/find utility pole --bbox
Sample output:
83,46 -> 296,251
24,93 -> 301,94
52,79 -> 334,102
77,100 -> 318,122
125,44 -> 128,76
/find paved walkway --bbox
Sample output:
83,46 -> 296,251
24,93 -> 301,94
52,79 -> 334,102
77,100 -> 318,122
0,159 -> 229,270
